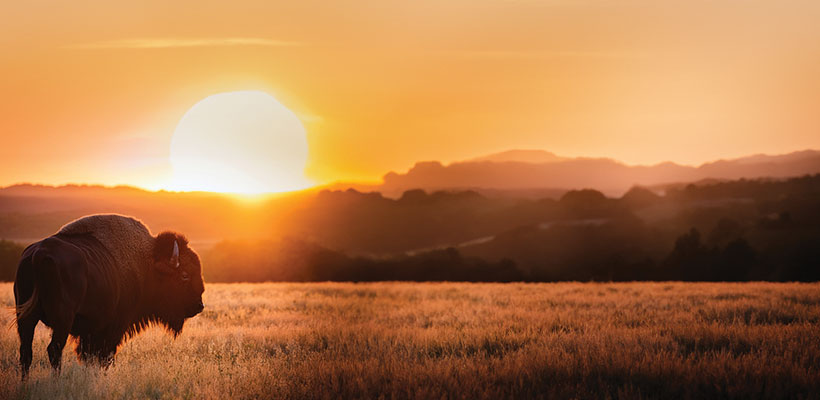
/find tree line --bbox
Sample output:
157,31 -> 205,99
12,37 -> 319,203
1,174 -> 819,282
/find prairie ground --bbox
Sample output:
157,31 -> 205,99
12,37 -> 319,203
1,282 -> 819,399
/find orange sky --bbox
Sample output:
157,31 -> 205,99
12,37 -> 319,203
1,1 -> 819,190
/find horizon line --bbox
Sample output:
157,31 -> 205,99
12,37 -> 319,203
2,148 -> 816,194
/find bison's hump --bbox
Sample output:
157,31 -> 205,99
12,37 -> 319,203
57,214 -> 155,279
59,214 -> 151,237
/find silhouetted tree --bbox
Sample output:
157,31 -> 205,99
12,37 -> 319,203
0,240 -> 25,281
717,238 -> 756,281
664,229 -> 718,281
707,218 -> 743,247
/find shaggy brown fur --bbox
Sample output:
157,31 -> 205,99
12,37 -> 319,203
14,214 -> 205,380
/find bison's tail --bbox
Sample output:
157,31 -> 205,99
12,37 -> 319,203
7,251 -> 38,330
15,287 -> 38,325
14,248 -> 52,326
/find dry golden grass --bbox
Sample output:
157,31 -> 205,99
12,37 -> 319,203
1,282 -> 819,399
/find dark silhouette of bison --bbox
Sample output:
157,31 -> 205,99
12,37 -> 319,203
14,214 -> 205,379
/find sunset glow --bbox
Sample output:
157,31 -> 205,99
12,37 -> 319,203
0,1 -> 819,191
169,91 -> 311,194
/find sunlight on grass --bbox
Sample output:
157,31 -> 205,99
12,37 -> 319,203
1,282 -> 819,399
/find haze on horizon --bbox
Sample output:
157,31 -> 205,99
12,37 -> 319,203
1,0 -> 819,192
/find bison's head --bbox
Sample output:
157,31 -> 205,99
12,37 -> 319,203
150,232 -> 205,334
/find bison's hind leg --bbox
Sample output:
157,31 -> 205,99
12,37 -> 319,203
15,248 -> 39,380
43,303 -> 76,373
47,324 -> 71,372
33,240 -> 86,373
16,314 -> 38,381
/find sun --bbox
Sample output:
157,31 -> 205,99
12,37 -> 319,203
168,90 -> 312,194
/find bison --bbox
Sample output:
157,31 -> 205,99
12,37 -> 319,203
14,214 -> 205,379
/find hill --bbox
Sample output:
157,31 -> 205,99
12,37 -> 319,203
378,149 -> 820,197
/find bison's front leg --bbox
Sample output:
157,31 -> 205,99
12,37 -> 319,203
76,335 -> 95,364
76,332 -> 119,367
95,331 -> 123,367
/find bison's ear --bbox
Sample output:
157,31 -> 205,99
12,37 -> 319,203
154,232 -> 182,273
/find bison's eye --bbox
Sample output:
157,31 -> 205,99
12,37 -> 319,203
181,271 -> 190,281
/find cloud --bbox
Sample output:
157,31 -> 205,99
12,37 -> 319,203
65,37 -> 302,50
456,50 -> 645,59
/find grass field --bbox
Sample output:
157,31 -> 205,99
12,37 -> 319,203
1,282 -> 819,399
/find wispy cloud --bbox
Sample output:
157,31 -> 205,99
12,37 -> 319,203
457,50 -> 645,59
65,37 -> 302,50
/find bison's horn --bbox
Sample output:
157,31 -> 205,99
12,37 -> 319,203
172,240 -> 180,268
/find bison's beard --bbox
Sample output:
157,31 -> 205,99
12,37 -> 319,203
163,318 -> 185,337
127,314 -> 185,340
